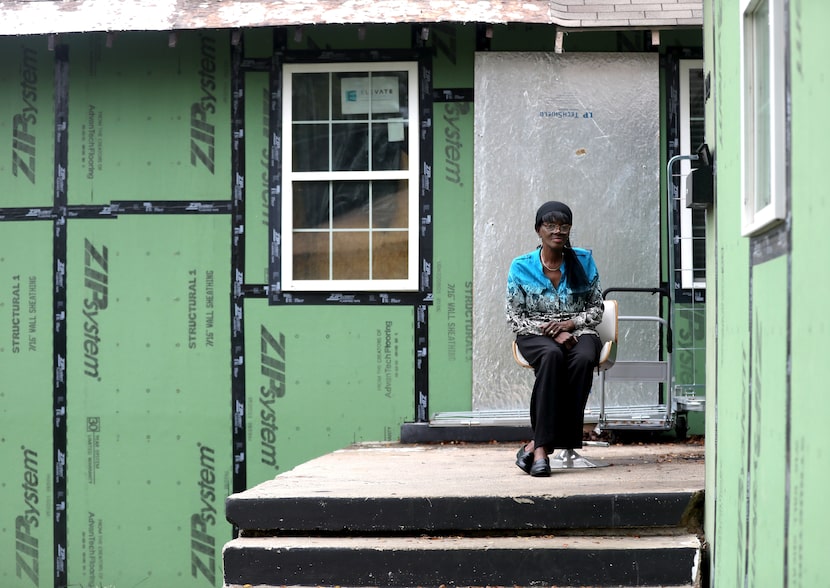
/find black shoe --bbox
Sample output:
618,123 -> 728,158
516,445 -> 533,473
530,457 -> 551,477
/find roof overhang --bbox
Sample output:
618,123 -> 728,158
0,0 -> 702,36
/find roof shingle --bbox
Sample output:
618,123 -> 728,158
0,0 -> 703,36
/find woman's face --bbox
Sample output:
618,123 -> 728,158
537,218 -> 572,249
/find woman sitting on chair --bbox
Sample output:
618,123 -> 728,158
506,201 -> 604,477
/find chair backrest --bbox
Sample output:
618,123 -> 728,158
595,299 -> 618,345
512,299 -> 618,372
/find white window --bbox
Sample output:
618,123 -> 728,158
740,0 -> 787,235
678,60 -> 706,289
281,62 -> 419,291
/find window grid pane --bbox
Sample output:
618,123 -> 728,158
292,231 -> 330,280
372,231 -> 409,279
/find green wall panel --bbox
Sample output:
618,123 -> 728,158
430,28 -> 475,415
291,24 -> 413,51
244,71 -> 270,286
745,257 -> 788,585
0,221 -> 54,588
65,216 -> 231,587
712,262 -> 750,586
673,305 -> 706,385
712,0 -> 750,582
711,244 -> 751,556
243,28 -> 273,59
428,101 -> 474,415
787,2 -> 830,586
66,31 -> 230,204
708,2 -> 830,586
673,302 -> 706,434
0,37 -> 54,208
244,301 -> 414,485
432,24 -> 476,90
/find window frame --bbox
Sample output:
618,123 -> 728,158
740,0 -> 787,236
281,61 -> 421,292
678,59 -> 706,290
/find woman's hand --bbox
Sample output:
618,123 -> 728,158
554,331 -> 578,349
540,319 -> 575,338
539,319 -> 577,349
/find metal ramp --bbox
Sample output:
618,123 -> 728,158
428,405 -> 678,432
429,409 -> 531,428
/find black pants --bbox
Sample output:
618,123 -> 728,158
516,333 -> 601,450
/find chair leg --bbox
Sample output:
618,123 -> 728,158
549,448 -> 610,469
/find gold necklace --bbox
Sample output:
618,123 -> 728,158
540,250 -> 562,272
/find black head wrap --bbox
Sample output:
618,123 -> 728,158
534,200 -> 591,292
535,201 -> 573,231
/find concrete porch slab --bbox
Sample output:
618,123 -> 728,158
226,441 -> 705,533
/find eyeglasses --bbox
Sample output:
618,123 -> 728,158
541,222 -> 572,234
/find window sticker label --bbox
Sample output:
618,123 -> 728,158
341,76 -> 399,115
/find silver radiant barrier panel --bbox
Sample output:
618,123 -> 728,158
472,51 -> 661,415
549,448 -> 610,469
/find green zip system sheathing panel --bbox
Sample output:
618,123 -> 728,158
65,215 -> 232,587
243,71 -> 270,286
709,2 -> 830,586
0,39 -> 55,209
787,2 -> 830,585
711,2 -> 749,583
243,300 -> 414,485
66,32 -> 231,204
0,221 -> 55,587
428,99 -> 474,415
745,255 -> 788,585
426,23 -> 476,415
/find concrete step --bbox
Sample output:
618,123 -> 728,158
226,490 -> 699,533
223,534 -> 701,588
223,442 -> 705,588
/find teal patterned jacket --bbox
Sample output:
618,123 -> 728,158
506,246 -> 604,337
